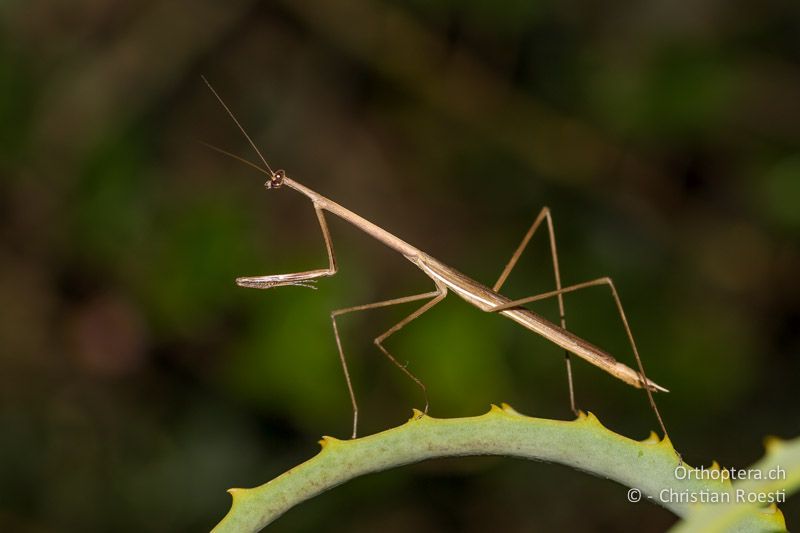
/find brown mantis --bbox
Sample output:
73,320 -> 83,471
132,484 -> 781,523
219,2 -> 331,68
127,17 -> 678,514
201,77 -> 671,442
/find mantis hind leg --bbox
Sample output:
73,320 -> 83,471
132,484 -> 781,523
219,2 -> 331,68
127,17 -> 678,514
490,277 -> 673,447
494,207 -> 577,414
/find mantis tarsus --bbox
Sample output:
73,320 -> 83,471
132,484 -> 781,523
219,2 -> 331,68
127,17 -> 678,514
202,77 -> 671,442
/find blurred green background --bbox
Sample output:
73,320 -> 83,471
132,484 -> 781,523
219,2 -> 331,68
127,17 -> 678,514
1,0 -> 799,531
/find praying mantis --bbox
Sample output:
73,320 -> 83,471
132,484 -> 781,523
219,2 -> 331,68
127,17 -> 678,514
201,77 -> 671,442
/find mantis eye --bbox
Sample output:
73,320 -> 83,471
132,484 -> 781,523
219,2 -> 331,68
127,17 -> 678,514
265,170 -> 285,189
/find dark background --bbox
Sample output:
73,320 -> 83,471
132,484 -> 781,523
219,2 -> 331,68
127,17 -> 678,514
2,1 -> 799,531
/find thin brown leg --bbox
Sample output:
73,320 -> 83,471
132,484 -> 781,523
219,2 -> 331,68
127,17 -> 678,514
494,207 -> 577,414
331,285 -> 447,438
236,204 -> 337,289
490,277 -> 672,444
373,284 -> 448,416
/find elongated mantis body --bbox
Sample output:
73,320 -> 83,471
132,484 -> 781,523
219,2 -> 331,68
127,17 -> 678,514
202,77 -> 670,442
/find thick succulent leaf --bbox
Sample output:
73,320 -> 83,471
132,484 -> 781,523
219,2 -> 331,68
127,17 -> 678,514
671,435 -> 799,532
213,406 -> 789,532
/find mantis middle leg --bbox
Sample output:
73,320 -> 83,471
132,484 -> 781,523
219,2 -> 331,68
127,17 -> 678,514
331,282 -> 447,438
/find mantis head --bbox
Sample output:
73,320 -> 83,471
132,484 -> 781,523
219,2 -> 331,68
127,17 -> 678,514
265,169 -> 285,189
